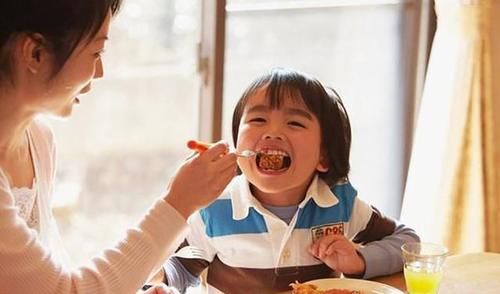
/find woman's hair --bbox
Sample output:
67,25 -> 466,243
0,0 -> 122,81
232,68 -> 352,185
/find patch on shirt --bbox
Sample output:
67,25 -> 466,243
311,223 -> 344,242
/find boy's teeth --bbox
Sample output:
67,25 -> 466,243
259,149 -> 288,156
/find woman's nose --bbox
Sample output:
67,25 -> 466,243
94,59 -> 104,79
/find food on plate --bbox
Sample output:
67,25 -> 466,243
290,281 -> 364,294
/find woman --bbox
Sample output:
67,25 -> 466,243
0,0 -> 237,293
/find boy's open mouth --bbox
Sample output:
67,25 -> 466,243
256,149 -> 291,172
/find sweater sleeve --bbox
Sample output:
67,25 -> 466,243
0,169 -> 188,294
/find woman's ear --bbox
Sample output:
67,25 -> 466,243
21,33 -> 47,74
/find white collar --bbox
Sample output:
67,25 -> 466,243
230,175 -> 339,220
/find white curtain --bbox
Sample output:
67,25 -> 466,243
401,0 -> 490,253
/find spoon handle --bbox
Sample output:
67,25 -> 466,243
187,139 -> 210,153
187,139 -> 255,157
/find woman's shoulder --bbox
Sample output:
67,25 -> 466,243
29,118 -> 55,138
28,118 -> 56,148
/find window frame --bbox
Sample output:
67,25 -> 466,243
198,0 -> 226,142
198,0 -> 436,212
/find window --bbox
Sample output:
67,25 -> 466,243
52,0 -> 201,266
218,0 -> 432,218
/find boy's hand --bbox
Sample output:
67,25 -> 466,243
308,234 -> 366,276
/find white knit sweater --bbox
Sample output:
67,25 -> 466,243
0,120 -> 188,294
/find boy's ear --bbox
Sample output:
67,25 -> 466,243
21,33 -> 47,74
316,153 -> 329,173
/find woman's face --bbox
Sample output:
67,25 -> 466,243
34,12 -> 112,118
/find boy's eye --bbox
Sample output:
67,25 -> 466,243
248,117 -> 266,123
288,121 -> 306,128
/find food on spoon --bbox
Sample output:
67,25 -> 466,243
256,150 -> 291,171
258,153 -> 284,170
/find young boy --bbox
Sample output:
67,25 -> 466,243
161,68 -> 419,293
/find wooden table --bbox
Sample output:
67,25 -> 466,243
372,252 -> 500,293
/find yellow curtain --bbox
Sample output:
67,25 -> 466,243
484,0 -> 500,253
401,0 -> 499,254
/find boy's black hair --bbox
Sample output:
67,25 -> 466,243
0,0 -> 122,81
232,67 -> 352,185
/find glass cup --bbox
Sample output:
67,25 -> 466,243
401,242 -> 448,294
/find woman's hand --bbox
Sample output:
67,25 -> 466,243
141,284 -> 180,294
308,234 -> 366,276
165,141 -> 237,219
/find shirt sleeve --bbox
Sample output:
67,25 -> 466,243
185,212 -> 218,260
345,195 -> 420,279
358,221 -> 420,278
163,257 -> 201,293
345,197 -> 374,239
0,168 -> 189,293
163,212 -> 216,292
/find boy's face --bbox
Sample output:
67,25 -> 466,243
236,88 -> 328,204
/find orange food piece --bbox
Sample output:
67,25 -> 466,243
290,281 -> 363,294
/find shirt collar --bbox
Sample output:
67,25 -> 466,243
299,175 -> 339,208
231,176 -> 262,220
230,174 -> 339,220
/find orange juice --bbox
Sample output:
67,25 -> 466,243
404,266 -> 443,294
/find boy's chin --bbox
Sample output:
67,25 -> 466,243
249,180 -> 292,194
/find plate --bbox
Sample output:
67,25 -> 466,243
303,278 -> 404,294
